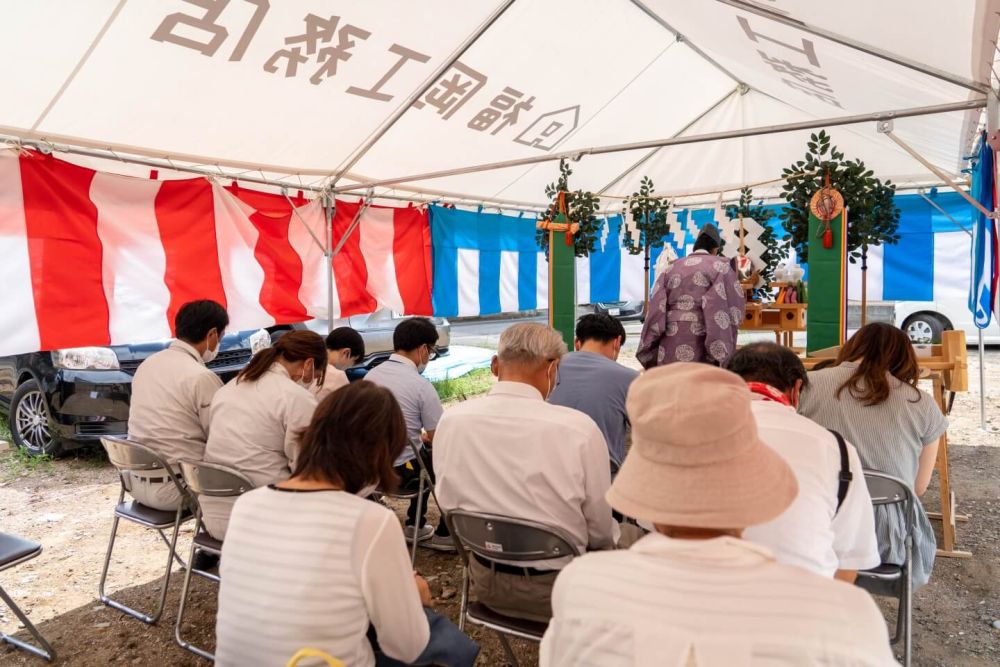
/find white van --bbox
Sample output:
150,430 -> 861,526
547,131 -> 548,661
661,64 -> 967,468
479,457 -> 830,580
895,296 -> 1000,345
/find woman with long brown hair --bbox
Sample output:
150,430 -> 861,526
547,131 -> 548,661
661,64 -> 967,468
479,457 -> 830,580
215,382 -> 479,667
798,323 -> 947,589
200,330 -> 327,540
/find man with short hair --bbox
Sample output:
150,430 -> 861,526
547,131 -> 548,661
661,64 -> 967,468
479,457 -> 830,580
548,314 -> 639,467
637,223 -> 746,368
312,326 -> 365,402
727,342 -> 879,581
435,322 -> 619,623
540,364 -> 897,667
364,317 -> 451,551
128,299 -> 229,511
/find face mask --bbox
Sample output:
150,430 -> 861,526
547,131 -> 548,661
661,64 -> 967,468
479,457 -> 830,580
296,362 -> 315,388
357,481 -> 379,498
415,346 -> 429,375
545,361 -> 557,399
201,343 -> 219,364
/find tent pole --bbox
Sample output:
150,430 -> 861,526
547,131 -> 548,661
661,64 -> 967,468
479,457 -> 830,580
715,0 -> 989,94
629,0 -> 745,87
917,191 -> 973,237
597,86 -> 741,195
329,0 -> 518,185
325,193 -> 335,333
979,328 -> 987,430
878,125 -> 995,217
331,98 -> 987,194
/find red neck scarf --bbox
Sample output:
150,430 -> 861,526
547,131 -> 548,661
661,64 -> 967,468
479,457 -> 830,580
746,382 -> 792,407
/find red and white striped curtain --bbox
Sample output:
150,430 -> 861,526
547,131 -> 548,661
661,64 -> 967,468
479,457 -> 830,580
0,150 -> 432,356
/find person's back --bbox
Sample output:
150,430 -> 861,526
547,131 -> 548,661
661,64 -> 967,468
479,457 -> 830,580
436,384 -> 615,560
127,300 -> 228,511
797,324 -> 947,589
129,342 -> 221,464
548,314 -> 638,465
201,331 -> 325,539
541,533 -> 896,667
216,488 -> 425,667
726,343 -> 878,578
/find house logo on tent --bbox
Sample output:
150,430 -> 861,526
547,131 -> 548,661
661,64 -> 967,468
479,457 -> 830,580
514,106 -> 580,151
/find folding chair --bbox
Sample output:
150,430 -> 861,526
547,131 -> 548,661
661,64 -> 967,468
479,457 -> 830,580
174,460 -> 255,661
98,436 -> 191,624
855,471 -> 915,667
449,510 -> 579,667
378,441 -> 434,566
0,533 -> 55,662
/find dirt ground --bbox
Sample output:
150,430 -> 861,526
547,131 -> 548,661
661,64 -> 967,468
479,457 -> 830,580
1,351 -> 998,666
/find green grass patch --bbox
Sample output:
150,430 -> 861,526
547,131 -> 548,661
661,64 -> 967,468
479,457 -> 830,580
432,368 -> 494,403
0,413 -> 10,442
1,447 -> 54,481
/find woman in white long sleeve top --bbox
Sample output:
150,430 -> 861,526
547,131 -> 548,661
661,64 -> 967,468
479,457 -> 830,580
215,382 -> 478,667
201,330 -> 327,540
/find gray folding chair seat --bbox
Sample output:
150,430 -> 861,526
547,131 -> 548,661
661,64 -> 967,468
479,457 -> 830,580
99,436 -> 192,625
855,470 -> 914,667
175,459 -> 255,661
1,533 -> 56,661
449,510 -> 579,666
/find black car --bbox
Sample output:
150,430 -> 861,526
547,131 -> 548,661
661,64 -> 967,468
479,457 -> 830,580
0,331 -> 264,457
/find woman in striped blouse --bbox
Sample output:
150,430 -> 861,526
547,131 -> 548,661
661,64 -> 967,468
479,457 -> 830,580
798,323 -> 947,589
215,382 -> 478,667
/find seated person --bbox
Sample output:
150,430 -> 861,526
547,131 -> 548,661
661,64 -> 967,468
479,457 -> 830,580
127,299 -> 228,511
548,313 -> 638,467
201,330 -> 325,540
727,343 -> 879,580
799,323 -> 947,590
312,326 -> 365,402
365,317 -> 451,552
540,364 -> 897,667
215,382 -> 478,667
434,323 -> 618,623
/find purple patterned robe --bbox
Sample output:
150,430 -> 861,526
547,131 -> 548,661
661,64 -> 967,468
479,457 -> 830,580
637,250 -> 746,368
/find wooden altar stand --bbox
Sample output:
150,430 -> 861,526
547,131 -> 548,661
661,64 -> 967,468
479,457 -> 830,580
803,330 -> 971,558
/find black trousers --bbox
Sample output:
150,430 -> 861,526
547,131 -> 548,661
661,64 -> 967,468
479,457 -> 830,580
395,446 -> 449,537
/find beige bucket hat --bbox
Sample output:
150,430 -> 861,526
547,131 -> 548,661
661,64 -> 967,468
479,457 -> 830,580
607,363 -> 797,528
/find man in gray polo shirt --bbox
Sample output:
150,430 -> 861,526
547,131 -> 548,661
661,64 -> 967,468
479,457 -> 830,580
548,314 -> 639,467
365,317 -> 452,551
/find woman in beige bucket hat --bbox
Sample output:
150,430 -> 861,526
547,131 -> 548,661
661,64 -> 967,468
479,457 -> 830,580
540,363 -> 898,667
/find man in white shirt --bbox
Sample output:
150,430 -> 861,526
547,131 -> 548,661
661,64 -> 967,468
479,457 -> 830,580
127,300 -> 228,511
364,318 -> 451,551
727,342 -> 880,581
312,326 -> 364,402
435,322 -> 618,623
540,363 -> 897,667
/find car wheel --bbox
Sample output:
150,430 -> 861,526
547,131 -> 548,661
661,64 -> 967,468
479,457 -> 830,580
902,314 -> 946,345
10,379 -> 62,457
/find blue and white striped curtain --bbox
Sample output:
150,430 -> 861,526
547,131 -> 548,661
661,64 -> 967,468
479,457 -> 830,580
430,192 -> 974,317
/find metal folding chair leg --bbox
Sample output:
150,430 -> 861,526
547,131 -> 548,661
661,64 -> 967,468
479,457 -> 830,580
0,585 -> 56,662
901,565 -> 912,667
98,506 -> 185,624
496,632 -> 521,667
409,471 -> 426,566
175,523 -> 215,661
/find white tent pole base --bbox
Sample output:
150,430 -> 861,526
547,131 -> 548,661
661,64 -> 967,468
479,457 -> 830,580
980,327 -> 988,431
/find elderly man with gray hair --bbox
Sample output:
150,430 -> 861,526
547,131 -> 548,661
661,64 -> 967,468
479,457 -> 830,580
434,322 -> 619,623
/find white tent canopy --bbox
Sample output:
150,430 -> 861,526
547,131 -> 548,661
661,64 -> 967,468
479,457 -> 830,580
2,0 -> 998,205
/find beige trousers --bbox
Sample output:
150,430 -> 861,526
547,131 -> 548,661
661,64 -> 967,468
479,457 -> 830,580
469,558 -> 559,623
126,472 -> 184,511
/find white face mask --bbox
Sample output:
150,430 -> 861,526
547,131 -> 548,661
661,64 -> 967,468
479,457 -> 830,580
296,362 -> 315,388
201,343 -> 219,364
415,346 -> 429,375
545,360 -> 557,399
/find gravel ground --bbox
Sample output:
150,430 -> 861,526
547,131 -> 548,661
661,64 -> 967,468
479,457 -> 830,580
1,350 -> 997,666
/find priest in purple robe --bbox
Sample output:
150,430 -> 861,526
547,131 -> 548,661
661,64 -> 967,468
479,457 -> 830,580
637,224 -> 746,368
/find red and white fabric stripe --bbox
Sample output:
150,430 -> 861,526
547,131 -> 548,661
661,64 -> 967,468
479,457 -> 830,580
0,150 -> 434,356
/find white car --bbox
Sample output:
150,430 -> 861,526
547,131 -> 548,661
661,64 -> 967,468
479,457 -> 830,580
895,296 -> 1000,345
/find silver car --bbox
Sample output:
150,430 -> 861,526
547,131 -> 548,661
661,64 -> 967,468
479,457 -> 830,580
292,310 -> 451,370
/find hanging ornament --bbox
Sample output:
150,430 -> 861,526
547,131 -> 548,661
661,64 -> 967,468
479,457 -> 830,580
809,173 -> 844,251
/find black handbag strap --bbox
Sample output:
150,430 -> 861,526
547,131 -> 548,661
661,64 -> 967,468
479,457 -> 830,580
829,429 -> 853,514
